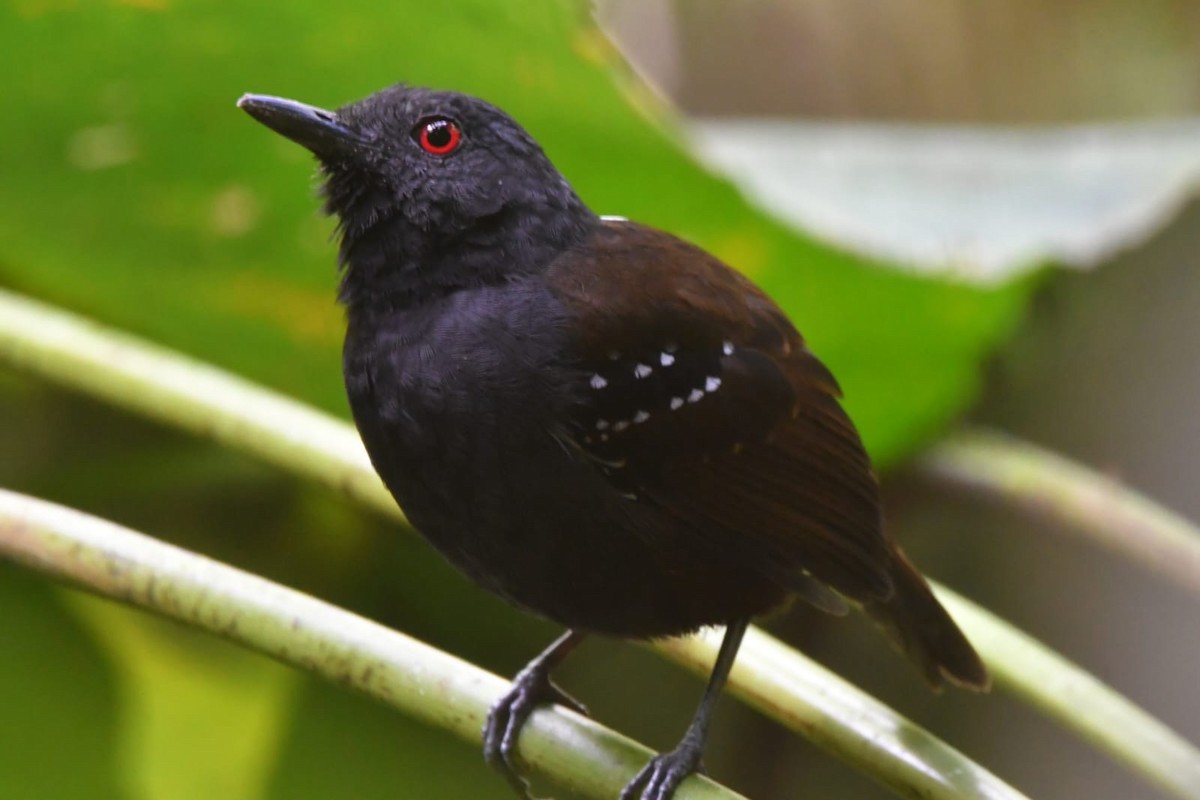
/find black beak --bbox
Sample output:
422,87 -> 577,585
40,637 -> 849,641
237,93 -> 364,160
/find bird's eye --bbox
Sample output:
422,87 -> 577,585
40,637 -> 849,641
414,117 -> 462,156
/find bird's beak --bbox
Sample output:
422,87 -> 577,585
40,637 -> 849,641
237,93 -> 364,160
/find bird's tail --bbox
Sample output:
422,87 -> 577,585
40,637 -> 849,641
865,547 -> 990,691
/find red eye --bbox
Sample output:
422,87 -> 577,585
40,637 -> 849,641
415,117 -> 462,156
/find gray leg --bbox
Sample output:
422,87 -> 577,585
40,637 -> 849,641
620,618 -> 750,800
484,630 -> 588,798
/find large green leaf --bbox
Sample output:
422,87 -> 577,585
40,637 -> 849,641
0,0 -> 1031,464
65,595 -> 300,800
0,564 -> 126,800
0,2 -> 1035,798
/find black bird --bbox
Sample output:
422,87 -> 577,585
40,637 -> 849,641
238,84 -> 989,800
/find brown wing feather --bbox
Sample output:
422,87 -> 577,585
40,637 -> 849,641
650,348 -> 892,602
547,221 -> 894,605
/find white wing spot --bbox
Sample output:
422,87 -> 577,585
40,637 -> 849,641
612,420 -> 631,432
687,388 -> 705,403
722,341 -> 735,356
669,397 -> 684,410
633,410 -> 650,424
590,374 -> 608,390
634,363 -> 652,379
705,376 -> 722,392
660,352 -> 676,367
600,215 -> 628,222
596,419 -> 610,431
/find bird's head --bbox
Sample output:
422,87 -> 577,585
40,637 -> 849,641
239,85 -> 595,310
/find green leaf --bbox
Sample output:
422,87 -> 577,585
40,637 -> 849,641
0,0 -> 1033,464
268,679 -> 503,800
0,3 -> 1039,795
0,564 -> 126,800
63,595 -> 300,800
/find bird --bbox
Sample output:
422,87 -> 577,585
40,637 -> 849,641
238,83 -> 989,800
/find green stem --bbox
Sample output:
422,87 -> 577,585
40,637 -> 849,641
0,288 -> 1026,799
5,288 -> 1198,799
659,627 -> 1022,800
0,488 -> 742,800
0,288 -> 397,519
671,581 -> 1200,800
936,585 -> 1200,800
917,429 -> 1200,597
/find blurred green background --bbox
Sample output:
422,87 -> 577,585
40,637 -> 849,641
2,1 -> 1198,798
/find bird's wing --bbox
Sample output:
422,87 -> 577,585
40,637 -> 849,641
545,221 -> 892,605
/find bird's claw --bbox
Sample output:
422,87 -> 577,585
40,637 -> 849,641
620,744 -> 705,800
483,662 -> 589,799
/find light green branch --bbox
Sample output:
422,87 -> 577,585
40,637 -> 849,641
918,430 -> 1200,597
0,287 -> 396,519
0,488 -> 742,800
938,586 -> 1200,800
660,628 -> 1019,800
669,587 -> 1200,800
4,287 -> 1199,799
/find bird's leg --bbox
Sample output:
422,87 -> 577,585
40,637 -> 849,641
620,618 -> 750,800
484,630 -> 588,798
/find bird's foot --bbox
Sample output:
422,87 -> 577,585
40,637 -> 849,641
619,740 -> 705,800
484,661 -> 588,799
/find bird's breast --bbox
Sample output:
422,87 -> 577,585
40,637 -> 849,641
342,284 -> 586,566
340,283 -> 789,637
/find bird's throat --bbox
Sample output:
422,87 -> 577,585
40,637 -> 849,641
334,194 -> 598,314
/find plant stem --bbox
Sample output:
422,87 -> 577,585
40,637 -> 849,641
0,287 -> 396,519
6,288 -> 1198,799
918,429 -> 1200,597
937,585 -> 1200,800
0,488 -> 742,800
